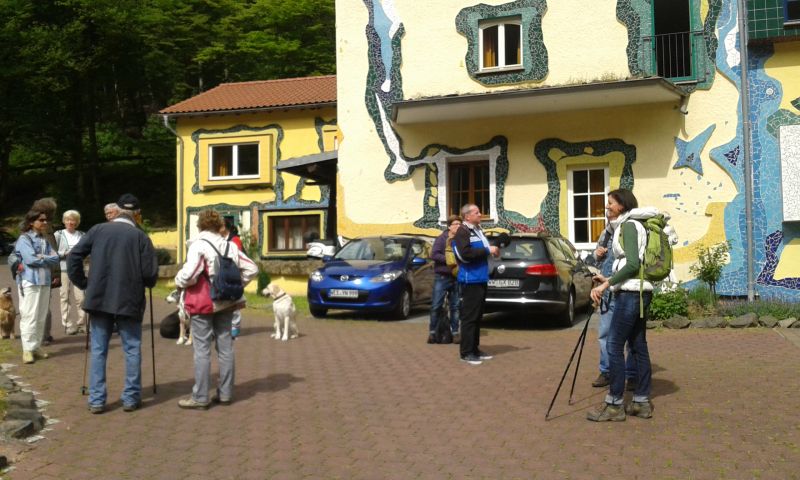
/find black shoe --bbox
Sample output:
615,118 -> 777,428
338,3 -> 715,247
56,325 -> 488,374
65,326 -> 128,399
88,404 -> 105,414
211,391 -> 232,406
475,350 -> 493,360
626,378 -> 638,391
43,335 -> 54,346
460,354 -> 483,365
592,372 -> 611,388
123,401 -> 141,412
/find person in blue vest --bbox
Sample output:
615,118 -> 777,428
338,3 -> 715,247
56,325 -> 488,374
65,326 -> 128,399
451,204 -> 499,365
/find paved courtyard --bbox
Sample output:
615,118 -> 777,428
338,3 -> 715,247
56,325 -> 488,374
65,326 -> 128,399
2,279 -> 799,479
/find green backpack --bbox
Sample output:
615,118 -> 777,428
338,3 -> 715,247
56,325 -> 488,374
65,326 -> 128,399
621,214 -> 673,316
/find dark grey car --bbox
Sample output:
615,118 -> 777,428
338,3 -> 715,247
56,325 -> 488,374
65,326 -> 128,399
485,233 -> 594,326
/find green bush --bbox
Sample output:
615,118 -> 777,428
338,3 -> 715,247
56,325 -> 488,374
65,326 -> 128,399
687,284 -> 716,308
257,269 -> 271,294
689,242 -> 729,301
155,248 -> 173,266
718,299 -> 800,319
649,288 -> 689,320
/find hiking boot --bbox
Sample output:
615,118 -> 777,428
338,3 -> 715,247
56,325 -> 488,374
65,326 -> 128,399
586,403 -> 626,422
626,378 -> 638,391
625,400 -> 653,419
427,333 -> 436,344
460,354 -> 483,365
178,397 -> 209,410
66,326 -> 78,335
88,404 -> 105,414
32,349 -> 49,360
452,333 -> 461,344
123,401 -> 142,412
592,372 -> 610,388
476,350 -> 493,360
22,351 -> 34,364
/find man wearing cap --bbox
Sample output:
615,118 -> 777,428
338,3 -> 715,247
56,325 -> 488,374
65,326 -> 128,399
68,194 -> 159,414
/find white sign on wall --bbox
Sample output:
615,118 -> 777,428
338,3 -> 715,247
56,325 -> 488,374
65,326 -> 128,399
780,124 -> 800,222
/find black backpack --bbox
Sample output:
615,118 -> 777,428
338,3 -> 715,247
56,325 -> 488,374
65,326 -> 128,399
201,239 -> 244,301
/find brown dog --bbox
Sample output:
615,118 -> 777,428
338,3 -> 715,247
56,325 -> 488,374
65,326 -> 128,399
0,287 -> 17,339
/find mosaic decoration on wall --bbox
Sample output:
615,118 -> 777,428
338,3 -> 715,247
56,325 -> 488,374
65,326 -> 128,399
616,0 -> 722,91
455,0 -> 548,86
363,0 -> 540,231
534,138 -> 636,235
706,0 -> 800,299
673,124 -> 716,175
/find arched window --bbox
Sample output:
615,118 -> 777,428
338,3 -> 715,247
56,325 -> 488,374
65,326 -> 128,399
479,18 -> 522,71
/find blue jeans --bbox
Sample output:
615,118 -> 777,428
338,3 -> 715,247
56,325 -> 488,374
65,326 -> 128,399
597,293 -> 637,378
606,291 -> 652,405
429,274 -> 460,334
89,313 -> 142,407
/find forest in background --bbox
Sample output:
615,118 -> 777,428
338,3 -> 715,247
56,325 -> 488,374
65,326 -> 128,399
0,0 -> 335,229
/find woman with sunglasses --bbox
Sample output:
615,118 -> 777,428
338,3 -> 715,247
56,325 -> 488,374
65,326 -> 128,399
15,209 -> 60,364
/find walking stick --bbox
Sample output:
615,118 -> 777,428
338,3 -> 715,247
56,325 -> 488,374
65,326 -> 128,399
80,322 -> 90,395
545,309 -> 593,420
149,287 -> 157,394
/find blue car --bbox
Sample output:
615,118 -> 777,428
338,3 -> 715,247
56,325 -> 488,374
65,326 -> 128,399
307,235 -> 435,319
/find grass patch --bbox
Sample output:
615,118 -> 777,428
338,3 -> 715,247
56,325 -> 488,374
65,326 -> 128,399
718,299 -> 800,319
151,279 -> 310,315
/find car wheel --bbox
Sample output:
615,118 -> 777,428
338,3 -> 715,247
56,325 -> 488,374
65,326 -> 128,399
309,306 -> 328,318
560,290 -> 575,327
392,288 -> 412,320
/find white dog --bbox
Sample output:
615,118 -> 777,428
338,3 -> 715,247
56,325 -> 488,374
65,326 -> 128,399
166,289 -> 192,345
262,283 -> 298,341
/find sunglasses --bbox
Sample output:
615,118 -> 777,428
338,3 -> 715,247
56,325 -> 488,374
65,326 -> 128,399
35,217 -> 48,223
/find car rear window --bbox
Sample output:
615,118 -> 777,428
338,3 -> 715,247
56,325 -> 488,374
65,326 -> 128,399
499,239 -> 548,261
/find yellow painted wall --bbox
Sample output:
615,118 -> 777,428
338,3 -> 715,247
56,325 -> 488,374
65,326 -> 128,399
764,42 -> 800,112
149,229 -> 178,250
335,0 -> 743,284
774,238 -> 800,280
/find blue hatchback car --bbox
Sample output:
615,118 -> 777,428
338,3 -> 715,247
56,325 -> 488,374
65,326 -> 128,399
307,235 -> 435,319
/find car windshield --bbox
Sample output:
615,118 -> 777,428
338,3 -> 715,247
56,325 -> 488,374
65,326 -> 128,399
335,238 -> 409,261
499,238 -> 548,261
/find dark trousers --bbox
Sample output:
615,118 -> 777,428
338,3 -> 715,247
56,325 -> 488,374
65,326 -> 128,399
607,291 -> 653,404
459,283 -> 487,358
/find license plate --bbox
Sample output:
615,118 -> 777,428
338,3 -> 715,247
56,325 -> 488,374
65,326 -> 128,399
328,289 -> 359,298
488,279 -> 520,288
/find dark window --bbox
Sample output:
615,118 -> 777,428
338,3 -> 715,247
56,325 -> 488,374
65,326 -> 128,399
786,0 -> 800,22
653,0 -> 693,80
210,143 -> 259,178
449,161 -> 490,218
268,215 -> 320,251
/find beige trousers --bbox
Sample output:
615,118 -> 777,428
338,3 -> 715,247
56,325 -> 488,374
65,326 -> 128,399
18,284 -> 50,352
59,271 -> 87,329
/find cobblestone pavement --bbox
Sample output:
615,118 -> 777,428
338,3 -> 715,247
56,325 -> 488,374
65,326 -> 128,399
2,288 -> 799,480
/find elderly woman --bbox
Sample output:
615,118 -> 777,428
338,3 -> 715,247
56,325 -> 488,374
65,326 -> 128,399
587,189 -> 656,422
15,209 -> 60,364
174,210 -> 258,409
55,210 -> 86,335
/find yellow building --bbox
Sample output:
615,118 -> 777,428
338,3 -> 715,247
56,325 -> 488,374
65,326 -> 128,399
330,0 -> 800,299
160,76 -> 339,294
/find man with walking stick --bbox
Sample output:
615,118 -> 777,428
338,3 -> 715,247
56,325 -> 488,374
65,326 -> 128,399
68,194 -> 158,414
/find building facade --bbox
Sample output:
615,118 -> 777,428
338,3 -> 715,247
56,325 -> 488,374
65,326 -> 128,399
333,0 -> 800,299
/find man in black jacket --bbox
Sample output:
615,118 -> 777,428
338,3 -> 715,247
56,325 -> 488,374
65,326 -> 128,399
68,194 -> 159,414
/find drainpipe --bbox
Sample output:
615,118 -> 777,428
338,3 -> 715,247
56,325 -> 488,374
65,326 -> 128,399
736,0 -> 756,302
161,115 -> 186,263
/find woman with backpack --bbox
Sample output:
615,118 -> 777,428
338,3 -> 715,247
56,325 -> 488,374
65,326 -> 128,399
14,209 -> 60,364
174,210 -> 258,409
587,189 -> 656,422
55,209 -> 86,335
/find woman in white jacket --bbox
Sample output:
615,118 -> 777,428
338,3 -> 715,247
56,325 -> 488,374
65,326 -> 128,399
174,210 -> 258,409
587,189 -> 656,422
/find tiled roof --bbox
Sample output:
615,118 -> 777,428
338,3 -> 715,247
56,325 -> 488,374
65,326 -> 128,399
160,75 -> 336,115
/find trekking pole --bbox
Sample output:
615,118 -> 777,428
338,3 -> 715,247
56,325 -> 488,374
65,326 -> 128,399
149,287 -> 157,394
568,307 -> 594,405
545,310 -> 593,420
80,322 -> 90,395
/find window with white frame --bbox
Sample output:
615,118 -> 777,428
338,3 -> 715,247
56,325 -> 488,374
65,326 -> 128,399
479,18 -> 522,71
448,160 -> 491,219
568,168 -> 608,249
209,143 -> 259,179
268,214 -> 321,251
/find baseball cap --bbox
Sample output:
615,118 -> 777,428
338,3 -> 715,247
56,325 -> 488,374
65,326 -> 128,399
117,193 -> 140,210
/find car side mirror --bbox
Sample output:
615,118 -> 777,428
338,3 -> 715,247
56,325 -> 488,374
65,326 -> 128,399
411,256 -> 427,267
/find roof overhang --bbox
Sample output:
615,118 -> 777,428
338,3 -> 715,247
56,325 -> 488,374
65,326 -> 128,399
392,77 -> 686,125
160,101 -> 336,118
275,150 -> 337,184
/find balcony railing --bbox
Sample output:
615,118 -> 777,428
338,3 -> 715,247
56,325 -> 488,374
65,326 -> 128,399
642,31 -> 706,83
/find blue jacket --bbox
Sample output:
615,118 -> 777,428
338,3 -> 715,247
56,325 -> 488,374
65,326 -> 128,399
451,223 -> 490,284
15,231 -> 59,287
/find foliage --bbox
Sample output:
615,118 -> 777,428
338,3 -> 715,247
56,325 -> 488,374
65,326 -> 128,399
155,248 -> 173,266
687,284 -> 716,308
718,299 -> 800,320
689,242 -> 730,301
257,270 -> 272,294
649,288 -> 689,320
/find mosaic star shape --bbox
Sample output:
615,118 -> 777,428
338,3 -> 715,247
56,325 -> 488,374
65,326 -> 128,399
673,124 -> 716,175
